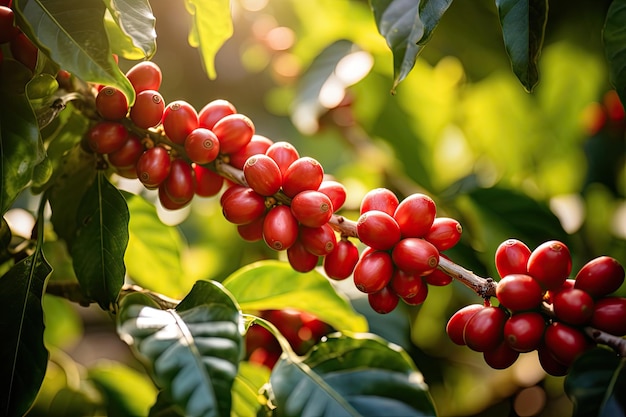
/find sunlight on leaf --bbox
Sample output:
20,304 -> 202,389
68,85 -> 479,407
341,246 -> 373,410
103,0 -> 156,61
604,0 -> 626,105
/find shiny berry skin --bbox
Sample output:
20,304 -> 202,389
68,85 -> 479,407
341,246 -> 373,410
126,61 -> 162,93
424,268 -> 453,286
0,6 -> 19,44
221,188 -> 266,225
353,250 -> 394,293
95,86 -> 128,120
483,342 -> 519,370
368,286 -> 399,314
544,278 -> 576,304
263,205 -> 299,250
220,184 -> 247,206
446,304 -> 483,345
299,223 -> 337,256
356,210 -> 401,251
323,238 -> 359,280
318,180 -> 347,212
193,164 -> 224,197
198,99 -> 237,130
527,240 -> 572,290
243,155 -> 282,196
360,188 -> 399,216
10,33 -> 38,71
494,239 -> 531,278
281,157 -> 324,198
590,297 -> 626,336
390,269 -> 424,299
574,256 -> 625,298
107,133 -> 143,168
265,141 -> 299,177
158,185 -> 188,211
424,217 -> 462,251
184,128 -> 220,164
162,100 -> 198,144
287,239 -> 319,273
503,312 -> 545,352
391,238 -> 439,275
163,159 -> 195,204
553,288 -> 594,325
537,344 -> 569,376
393,193 -> 437,238
401,283 -> 429,305
229,135 -> 274,170
291,190 -> 333,228
463,306 -> 508,352
237,214 -> 265,242
543,322 -> 593,366
130,89 -> 165,129
87,122 -> 128,154
211,113 -> 254,154
495,274 -> 543,312
136,147 -> 171,189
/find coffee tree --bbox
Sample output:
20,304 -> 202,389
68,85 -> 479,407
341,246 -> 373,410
1,0 -> 625,416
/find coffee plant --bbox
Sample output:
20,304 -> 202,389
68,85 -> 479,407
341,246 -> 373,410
1,0 -> 625,416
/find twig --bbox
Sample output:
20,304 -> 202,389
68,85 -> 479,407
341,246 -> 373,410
584,327 -> 626,357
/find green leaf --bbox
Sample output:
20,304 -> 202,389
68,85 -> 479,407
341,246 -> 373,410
565,348 -> 626,417
71,172 -> 129,310
184,0 -> 233,79
223,260 -> 368,333
117,280 -> 243,417
0,240 -> 52,416
0,60 -> 45,214
495,0 -> 548,92
604,0 -> 626,106
370,0 -> 453,92
103,0 -> 156,60
269,333 -> 436,417
15,0 -> 135,102
232,361 -> 270,417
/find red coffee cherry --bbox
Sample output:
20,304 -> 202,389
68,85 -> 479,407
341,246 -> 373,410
0,6 -> 19,44
130,89 -> 165,129
211,113 -> 254,154
368,286 -> 399,314
243,155 -> 282,196
424,268 -> 453,286
281,157 -> 324,198
136,147 -> 171,189
287,239 -> 319,273
198,99 -> 237,130
463,306 -> 508,352
265,141 -> 300,177
220,184 -> 247,206
162,100 -> 199,144
495,239 -> 531,278
356,210 -> 401,251
495,274 -> 543,312
537,344 -> 569,377
237,214 -> 265,242
483,341 -> 519,370
95,86 -> 129,120
545,278 -> 575,304
229,135 -> 274,170
389,268 -> 424,299
185,128 -> 220,164
107,133 -> 143,168
446,304 -> 483,345
263,205 -> 299,251
323,238 -> 359,280
393,193 -> 437,238
298,223 -> 337,256
126,61 -> 162,93
574,256 -> 625,298
163,159 -> 195,205
424,217 -> 462,251
503,312 -> 546,352
291,190 -> 333,228
87,121 -> 128,154
318,180 -> 347,212
401,282 -> 429,306
527,240 -> 572,290
391,238 -> 439,275
158,185 -> 188,211
590,296 -> 626,336
10,33 -> 38,71
543,322 -> 593,367
360,188 -> 399,216
353,250 -> 394,293
221,188 -> 266,225
193,164 -> 224,197
553,288 -> 594,325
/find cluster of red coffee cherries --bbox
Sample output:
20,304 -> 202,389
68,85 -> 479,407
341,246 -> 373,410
0,1 -> 40,71
446,239 -> 626,376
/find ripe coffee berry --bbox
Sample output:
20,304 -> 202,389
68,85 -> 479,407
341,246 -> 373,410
356,210 -> 401,251
503,312 -> 546,352
0,6 -> 19,44
574,256 -> 625,298
136,147 -> 171,189
360,188 -> 399,216
265,141 -> 300,177
537,344 -> 569,377
193,164 -> 224,197
318,180 -> 347,212
87,122 -> 128,154
163,159 -> 195,204
263,205 -> 299,250
287,239 -> 319,273
281,157 -> 324,198
553,288 -> 594,325
10,33 -> 38,72
393,193 -> 437,238
291,190 -> 333,228
95,86 -> 128,120
527,240 -> 572,290
130,89 -> 165,129
446,304 -> 484,345
401,283 -> 429,305
185,128 -> 220,164
424,267 -> 453,286
221,188 -> 266,225
390,269 -> 424,299
391,238 -> 439,275
299,223 -> 337,256
162,100 -> 199,144
212,113 -> 255,154
368,286 -> 400,314
463,306 -> 508,352
229,135 -> 274,170
543,322 -> 593,366
107,133 -> 143,169
243,155 -> 282,196
353,250 -> 394,293
126,61 -> 162,93
495,274 -> 543,312
198,99 -> 237,130
237,214 -> 265,242
424,217 -> 462,251
158,185 -> 187,211
590,296 -> 626,336
483,342 -> 519,370
494,239 -> 531,278
323,238 -> 359,280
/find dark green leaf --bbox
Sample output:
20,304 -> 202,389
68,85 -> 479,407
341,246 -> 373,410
565,348 -> 626,417
117,280 -> 243,417
604,0 -> 626,106
0,245 -> 52,416
15,0 -> 135,101
71,172 -> 129,310
103,0 -> 157,60
269,333 -> 436,417
495,0 -> 548,92
370,0 -> 452,92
